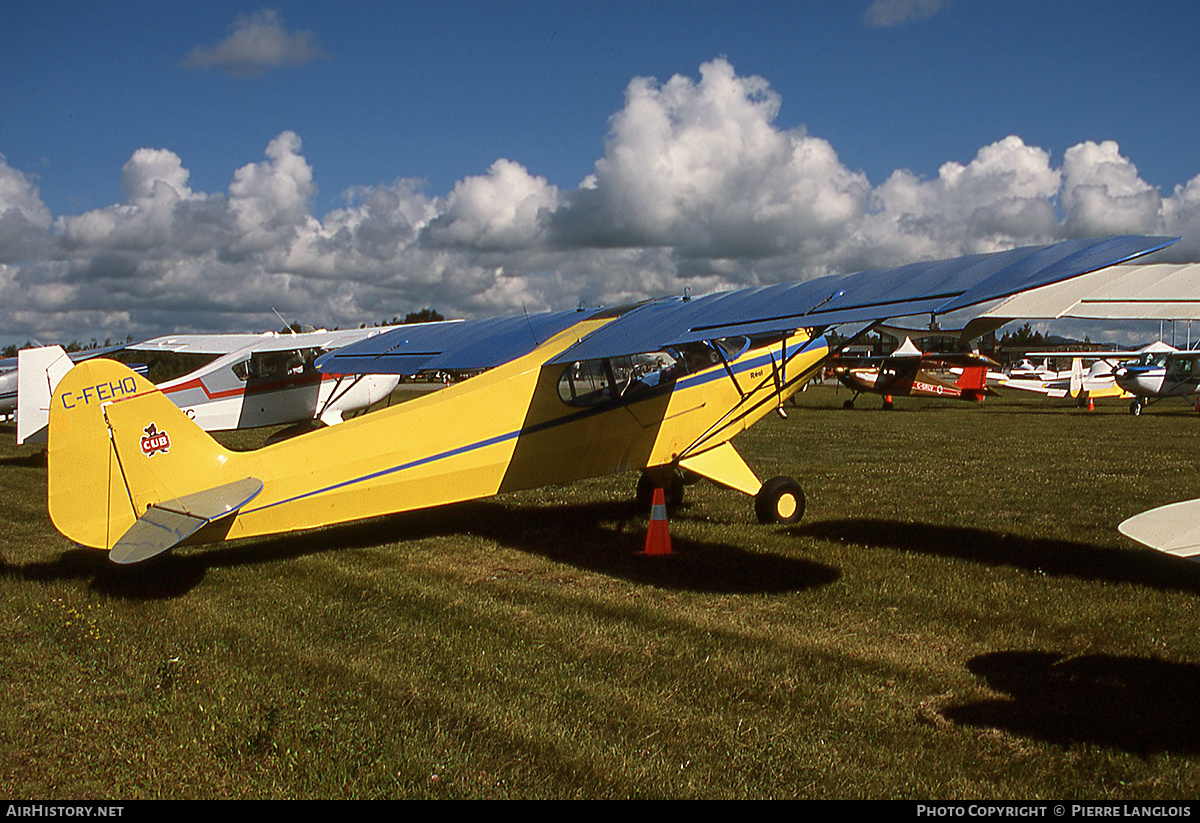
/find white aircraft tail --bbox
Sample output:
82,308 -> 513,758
16,345 -> 73,444
1069,358 -> 1084,398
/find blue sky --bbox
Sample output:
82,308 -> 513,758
2,1 -> 1199,345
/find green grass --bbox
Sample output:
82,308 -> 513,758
3,385 -> 1200,798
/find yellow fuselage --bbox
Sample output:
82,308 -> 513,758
49,315 -> 828,550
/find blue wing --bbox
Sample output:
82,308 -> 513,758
316,309 -> 603,375
317,235 -> 1176,375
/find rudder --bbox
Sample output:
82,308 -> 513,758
954,365 -> 988,393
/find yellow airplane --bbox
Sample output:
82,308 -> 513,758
44,236 -> 1176,564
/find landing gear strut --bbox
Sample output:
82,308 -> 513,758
636,471 -> 685,512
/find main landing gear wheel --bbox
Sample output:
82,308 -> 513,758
755,476 -> 805,524
1130,399 -> 1143,416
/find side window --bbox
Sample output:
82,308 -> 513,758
558,352 -> 679,406
558,359 -> 611,405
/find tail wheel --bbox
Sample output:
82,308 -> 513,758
755,476 -> 805,524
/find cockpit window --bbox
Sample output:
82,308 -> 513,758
238,348 -> 318,382
558,352 -> 679,406
1170,357 -> 1195,377
555,338 -> 766,407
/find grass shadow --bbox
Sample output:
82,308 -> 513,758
789,518 -> 1200,594
943,650 -> 1200,755
15,498 -> 839,599
0,451 -> 46,468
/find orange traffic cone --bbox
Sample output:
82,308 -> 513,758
1087,397 -> 1095,412
641,487 -> 672,555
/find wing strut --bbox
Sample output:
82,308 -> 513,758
768,333 -> 789,417
683,334 -> 824,460
315,372 -> 366,421
712,343 -> 747,399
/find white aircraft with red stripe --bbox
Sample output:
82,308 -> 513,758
16,327 -> 412,444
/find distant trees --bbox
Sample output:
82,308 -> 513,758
403,308 -> 444,324
367,308 -> 445,328
2,335 -> 134,359
998,323 -> 1049,348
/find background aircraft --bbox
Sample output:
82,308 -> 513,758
0,356 -> 20,420
998,347 -> 1154,403
1113,345 -> 1200,415
832,337 -> 998,409
15,327 -> 410,444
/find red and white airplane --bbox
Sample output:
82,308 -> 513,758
832,337 -> 998,409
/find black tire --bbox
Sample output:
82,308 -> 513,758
1130,400 -> 1142,416
755,476 -> 805,524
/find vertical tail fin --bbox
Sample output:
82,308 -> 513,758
954,365 -> 988,392
1069,358 -> 1084,398
48,359 -> 235,550
16,345 -> 73,445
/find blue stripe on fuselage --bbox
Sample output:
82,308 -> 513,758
241,336 -> 826,515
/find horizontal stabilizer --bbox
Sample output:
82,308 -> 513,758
1118,498 -> 1200,559
109,477 -> 264,565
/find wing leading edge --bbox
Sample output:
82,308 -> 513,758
316,236 -> 1175,375
551,236 -> 1177,364
316,309 -> 604,376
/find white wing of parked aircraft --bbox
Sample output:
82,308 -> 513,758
1119,499 -> 1200,560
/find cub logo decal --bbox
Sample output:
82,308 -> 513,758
140,423 -> 171,457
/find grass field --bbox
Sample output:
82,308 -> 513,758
2,383 -> 1200,799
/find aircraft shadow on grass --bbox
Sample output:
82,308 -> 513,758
943,650 -> 1200,755
16,498 -> 840,600
0,452 -> 46,469
789,518 -> 1200,595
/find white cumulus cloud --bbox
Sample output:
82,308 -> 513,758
0,58 -> 1196,346
181,9 -> 326,77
